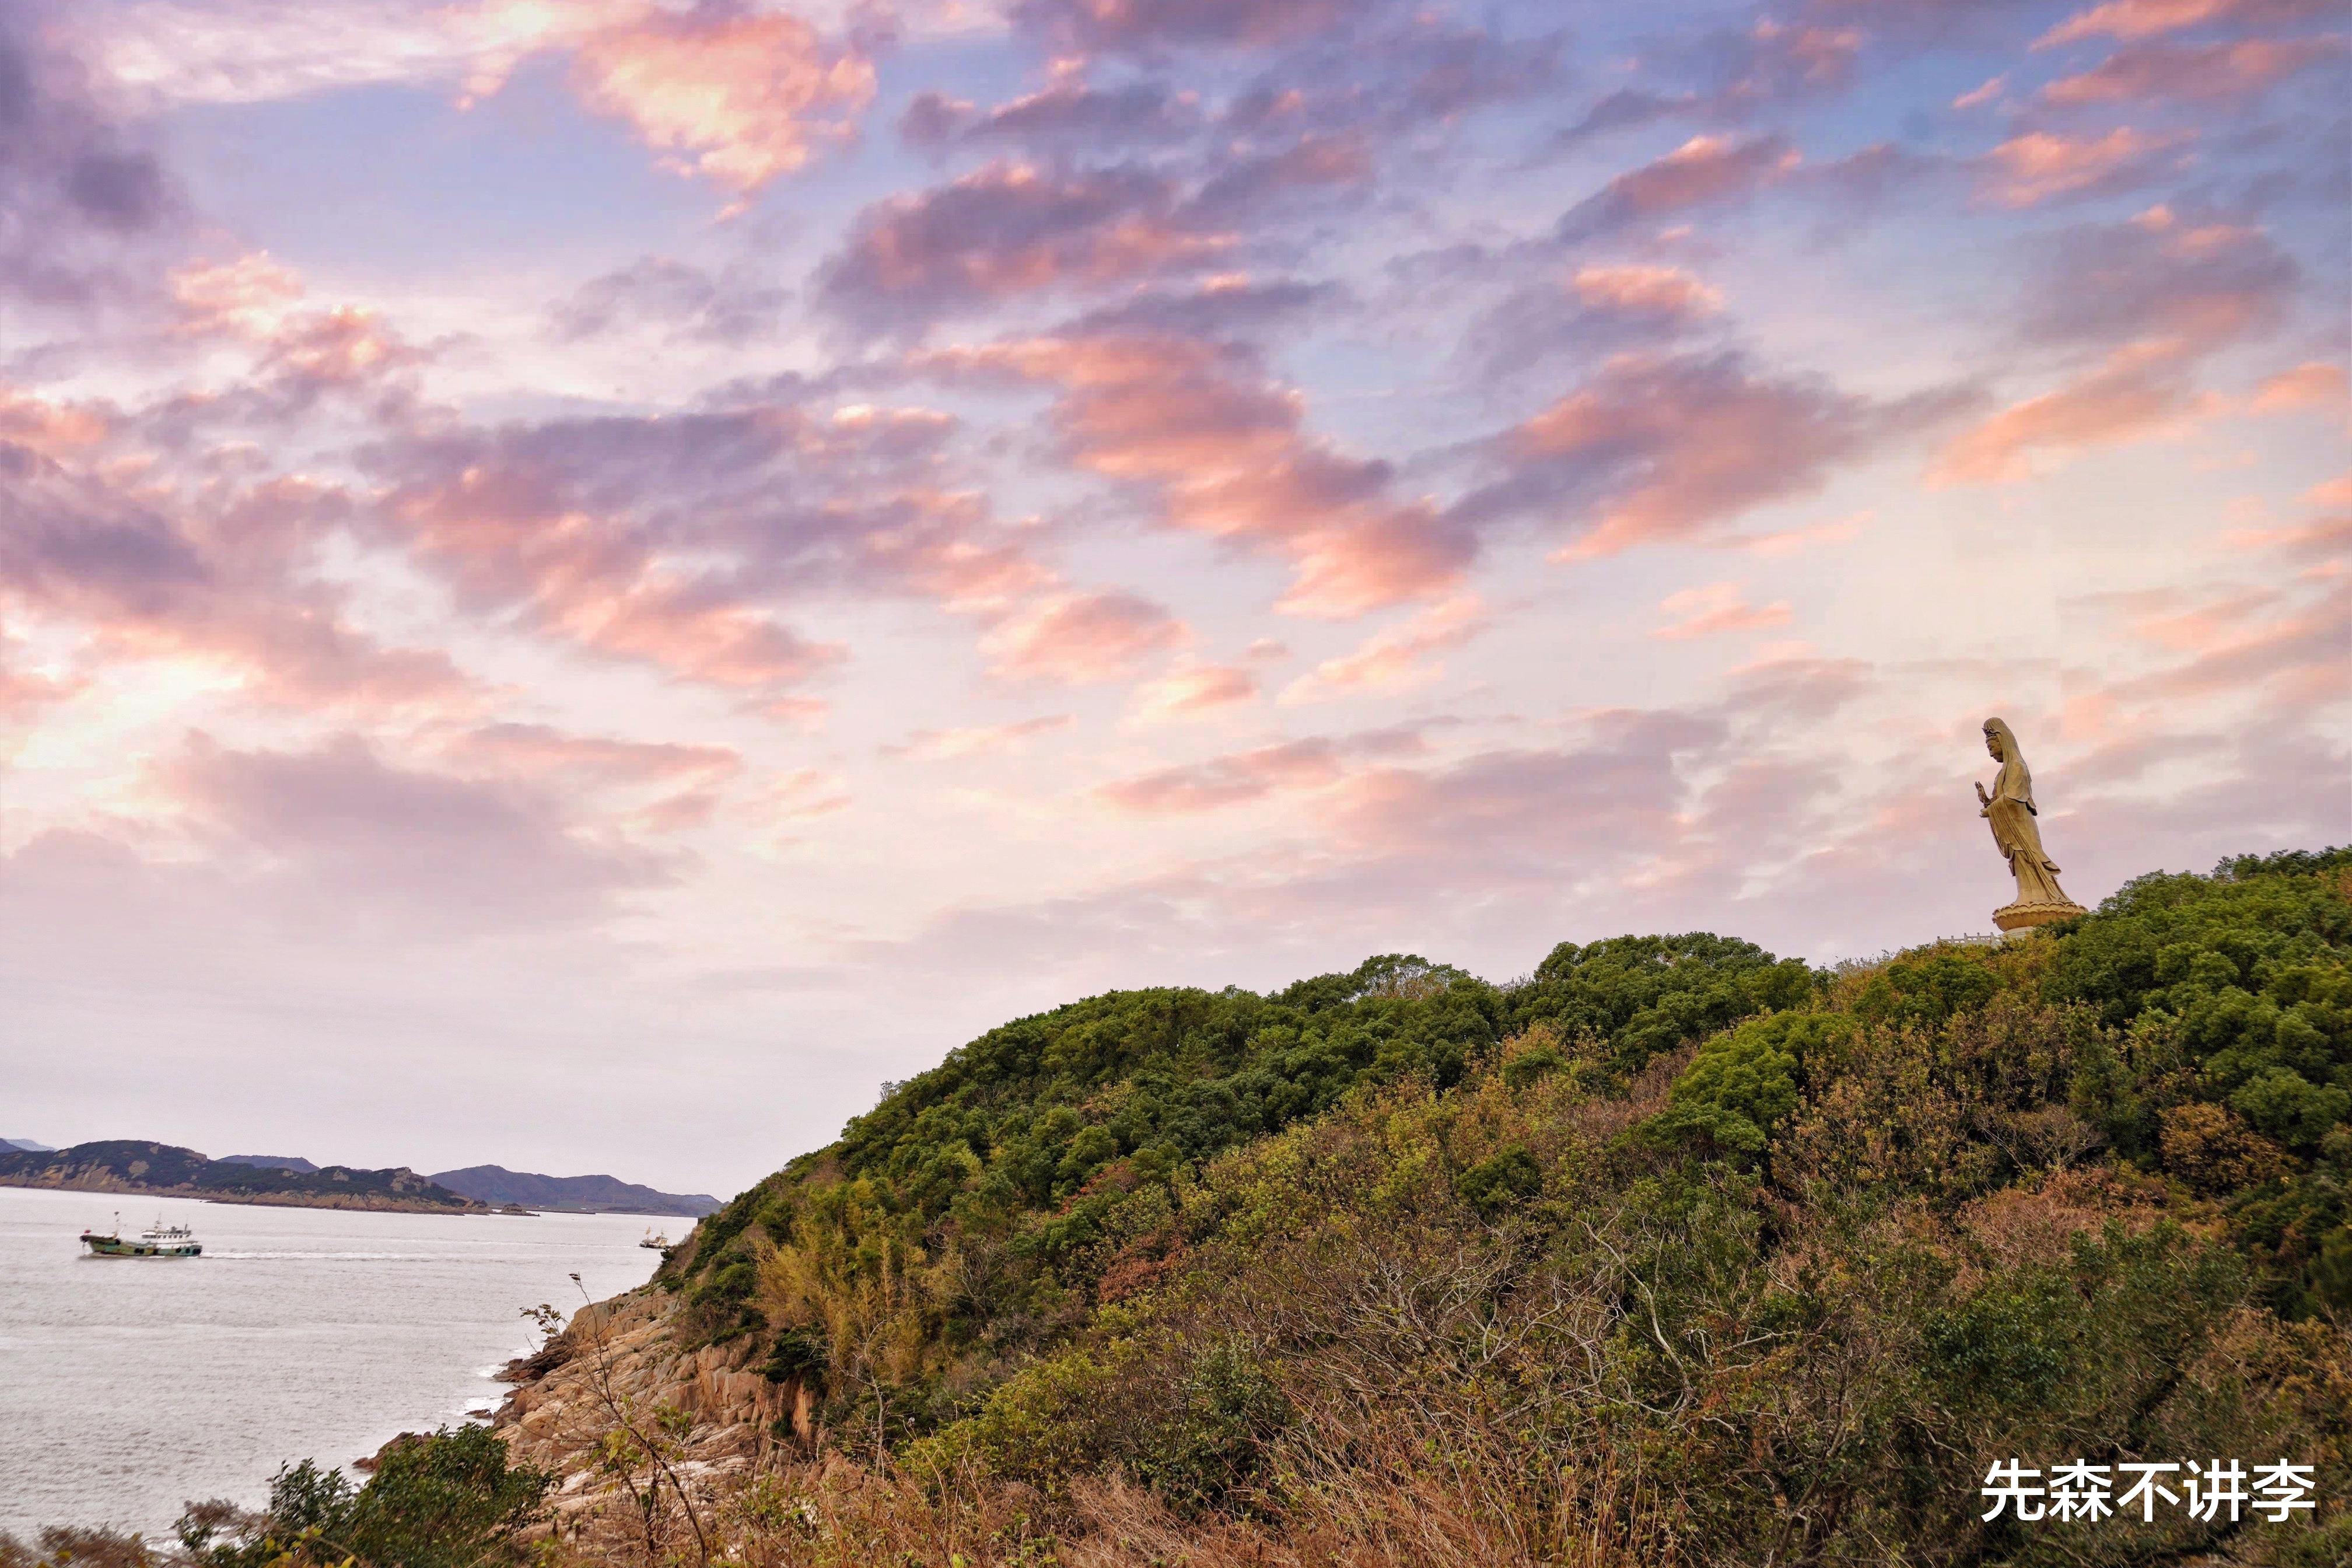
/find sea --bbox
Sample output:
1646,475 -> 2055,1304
0,1186 -> 670,1541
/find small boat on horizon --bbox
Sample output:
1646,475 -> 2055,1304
81,1213 -> 202,1258
639,1227 -> 668,1250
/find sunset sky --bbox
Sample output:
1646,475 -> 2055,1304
2,0 -> 2344,1196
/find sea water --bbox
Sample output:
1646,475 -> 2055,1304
0,1186 -> 670,1539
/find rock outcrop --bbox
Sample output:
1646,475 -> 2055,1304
489,1289 -> 813,1522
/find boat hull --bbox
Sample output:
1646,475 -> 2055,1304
81,1236 -> 201,1258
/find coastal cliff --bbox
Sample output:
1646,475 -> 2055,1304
488,1288 -> 812,1527
0,1140 -> 487,1213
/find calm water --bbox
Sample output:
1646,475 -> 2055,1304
0,1187 -> 669,1539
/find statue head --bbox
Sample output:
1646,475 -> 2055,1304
1983,718 -> 2009,761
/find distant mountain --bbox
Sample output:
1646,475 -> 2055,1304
1,1137 -> 55,1153
429,1165 -> 722,1217
0,1140 -> 484,1212
215,1153 -> 320,1173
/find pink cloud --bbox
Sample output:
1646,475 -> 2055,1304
1129,662 -> 1259,723
1461,352 -> 1948,559
1979,127 -> 2184,208
566,5 -> 874,201
1929,341 -> 2212,484
446,723 -> 741,789
820,163 -> 1230,331
2035,206 -> 2295,353
2250,362 -> 2348,413
2035,0 -> 2327,48
931,332 -> 1464,616
2039,37 -> 2342,105
1736,511 -> 1870,555
1279,594 -> 1488,702
1953,75 -> 2007,110
1650,582 -> 1794,639
1093,738 -> 1350,816
981,588 -> 1189,682
1559,134 -> 1800,237
167,251 -> 304,338
884,715 -> 1076,761
2108,582 -> 2351,706
1569,264 -> 1723,320
0,387 -> 108,457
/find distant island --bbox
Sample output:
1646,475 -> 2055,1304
426,1164 -> 720,1217
0,1141 -> 484,1212
1,1141 -> 723,1217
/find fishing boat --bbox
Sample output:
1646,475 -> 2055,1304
80,1213 -> 202,1258
639,1227 -> 669,1250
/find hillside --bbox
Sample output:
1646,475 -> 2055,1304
132,849 -> 2352,1565
429,1165 -> 722,1216
215,1153 -> 321,1173
0,1141 -> 485,1213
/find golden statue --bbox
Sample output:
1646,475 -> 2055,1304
1976,718 -> 2088,930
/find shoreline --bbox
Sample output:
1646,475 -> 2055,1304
0,1174 -> 487,1214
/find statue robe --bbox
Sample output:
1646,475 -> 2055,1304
1982,757 -> 2070,906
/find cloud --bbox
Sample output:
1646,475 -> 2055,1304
362,400 -> 1065,692
2034,0 -> 2329,49
1570,264 -> 1725,318
1011,0 -> 1358,52
550,257 -> 789,342
1091,724 -> 1430,816
1129,661 -> 1259,722
1650,582 -> 1793,639
1455,351 -> 1958,558
2105,580 -> 2351,707
1953,75 -> 2007,109
913,76 -> 1205,151
156,732 -> 673,935
981,588 -> 1189,681
1321,710 -> 1720,878
818,163 -> 1227,334
80,1 -> 874,202
884,714 -> 1076,760
1279,594 -> 1488,702
446,723 -> 742,789
2039,37 -> 2343,106
1094,738 -> 1349,814
0,9 -> 178,304
566,6 -> 874,201
2022,205 -> 2298,354
1929,341 -> 2212,484
1466,262 -> 1724,379
1558,134 -> 1801,240
2250,362 -> 2348,412
168,250 -> 305,337
0,446 -> 473,712
1936,208 -> 2301,484
1978,127 -> 2186,207
927,331 -> 1464,615
1736,510 -> 1870,555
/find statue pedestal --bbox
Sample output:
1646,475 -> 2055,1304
1993,899 -> 2088,932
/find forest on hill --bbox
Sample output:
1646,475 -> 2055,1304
15,848 -> 2348,1567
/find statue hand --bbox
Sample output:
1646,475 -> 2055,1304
1975,780 -> 1989,804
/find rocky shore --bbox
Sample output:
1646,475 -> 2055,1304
484,1286 -> 812,1527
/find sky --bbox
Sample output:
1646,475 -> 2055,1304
1,0 -> 2344,1198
